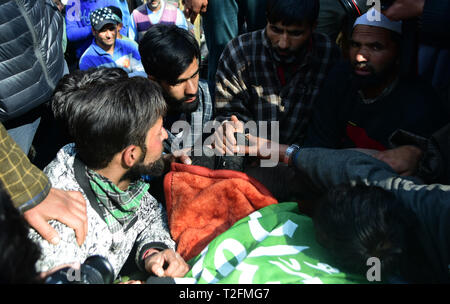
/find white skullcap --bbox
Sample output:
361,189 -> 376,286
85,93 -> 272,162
353,7 -> 402,34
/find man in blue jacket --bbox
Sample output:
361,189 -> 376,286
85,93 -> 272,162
65,0 -> 136,64
79,7 -> 146,77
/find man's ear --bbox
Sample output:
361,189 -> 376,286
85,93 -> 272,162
122,145 -> 142,168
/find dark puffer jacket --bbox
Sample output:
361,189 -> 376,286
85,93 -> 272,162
0,0 -> 64,122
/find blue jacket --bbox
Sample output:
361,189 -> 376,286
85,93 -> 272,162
65,0 -> 136,59
79,38 -> 147,78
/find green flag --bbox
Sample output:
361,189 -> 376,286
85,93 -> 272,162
183,203 -> 368,284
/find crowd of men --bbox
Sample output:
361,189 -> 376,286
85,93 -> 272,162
0,0 -> 449,284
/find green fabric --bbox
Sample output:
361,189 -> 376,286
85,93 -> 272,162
184,203 -> 368,284
87,169 -> 149,231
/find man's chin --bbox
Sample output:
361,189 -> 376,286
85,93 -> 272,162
120,157 -> 165,182
180,98 -> 200,113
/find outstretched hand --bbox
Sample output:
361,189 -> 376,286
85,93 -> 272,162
374,145 -> 423,176
24,188 -> 88,246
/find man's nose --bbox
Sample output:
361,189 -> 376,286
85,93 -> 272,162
278,33 -> 289,50
356,51 -> 369,63
185,78 -> 197,95
162,127 -> 168,141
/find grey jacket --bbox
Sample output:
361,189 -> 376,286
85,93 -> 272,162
0,0 -> 64,122
29,144 -> 175,278
294,148 -> 450,282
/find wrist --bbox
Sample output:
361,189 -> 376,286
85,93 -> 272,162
143,248 -> 160,261
283,144 -> 301,165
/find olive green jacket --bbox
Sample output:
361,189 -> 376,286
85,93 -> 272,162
0,123 -> 50,212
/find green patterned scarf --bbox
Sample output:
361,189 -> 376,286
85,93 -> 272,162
86,168 -> 149,232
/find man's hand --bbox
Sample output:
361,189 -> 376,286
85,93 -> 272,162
244,133 -> 290,162
210,115 -> 244,156
145,249 -> 189,278
374,145 -> 423,176
383,0 -> 425,21
24,188 -> 88,246
183,0 -> 208,23
163,148 -> 193,166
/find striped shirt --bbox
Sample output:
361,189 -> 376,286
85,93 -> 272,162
215,29 -> 341,145
79,38 -> 147,78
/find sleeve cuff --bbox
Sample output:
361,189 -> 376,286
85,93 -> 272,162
136,242 -> 169,272
17,182 -> 51,214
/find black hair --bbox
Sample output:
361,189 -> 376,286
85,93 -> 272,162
139,24 -> 200,85
0,181 -> 42,283
312,184 -> 414,279
55,71 -> 166,169
52,68 -> 128,123
266,0 -> 320,26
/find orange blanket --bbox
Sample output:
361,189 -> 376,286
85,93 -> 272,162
164,163 -> 278,261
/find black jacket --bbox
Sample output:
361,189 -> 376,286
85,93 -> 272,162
0,0 -> 64,122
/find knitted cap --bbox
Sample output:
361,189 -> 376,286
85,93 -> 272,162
353,7 -> 402,34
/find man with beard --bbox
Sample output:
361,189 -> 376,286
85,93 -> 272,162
139,24 -> 213,156
29,71 -> 189,280
303,8 -> 448,175
213,0 -> 341,158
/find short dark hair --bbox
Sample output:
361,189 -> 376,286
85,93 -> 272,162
266,0 -> 320,26
52,68 -> 128,123
55,71 -> 167,169
0,181 -> 41,283
139,24 -> 200,85
312,185 -> 413,278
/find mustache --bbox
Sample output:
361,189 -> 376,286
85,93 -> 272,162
354,61 -> 373,70
180,94 -> 197,103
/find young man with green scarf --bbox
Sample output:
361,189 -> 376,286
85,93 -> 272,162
29,70 -> 189,280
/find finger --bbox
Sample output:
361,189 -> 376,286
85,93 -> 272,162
163,252 -> 185,277
190,12 -> 198,23
230,115 -> 244,133
26,215 -> 61,245
66,191 -> 88,216
53,212 -> 87,246
183,7 -> 191,19
213,129 -> 227,155
243,133 -> 260,156
149,255 -> 165,277
58,193 -> 88,246
179,155 -> 192,165
224,125 -> 237,148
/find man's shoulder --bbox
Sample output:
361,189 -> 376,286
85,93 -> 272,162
228,29 -> 265,51
44,144 -> 78,187
79,42 -> 101,66
198,79 -> 213,119
116,38 -> 140,54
